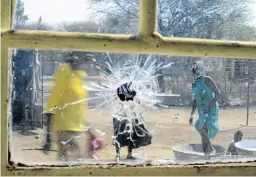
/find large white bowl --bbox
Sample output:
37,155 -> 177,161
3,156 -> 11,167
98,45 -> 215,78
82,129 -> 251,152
235,139 -> 256,157
172,144 -> 225,161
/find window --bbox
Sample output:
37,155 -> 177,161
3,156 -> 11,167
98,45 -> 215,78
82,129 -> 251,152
1,0 -> 256,176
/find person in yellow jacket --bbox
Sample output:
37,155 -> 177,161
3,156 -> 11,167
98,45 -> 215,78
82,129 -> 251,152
43,52 -> 93,161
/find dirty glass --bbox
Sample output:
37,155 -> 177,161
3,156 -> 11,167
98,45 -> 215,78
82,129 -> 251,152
157,0 -> 256,41
9,49 -> 256,166
13,0 -> 139,34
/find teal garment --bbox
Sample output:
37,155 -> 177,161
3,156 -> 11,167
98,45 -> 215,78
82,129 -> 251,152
192,76 -> 219,139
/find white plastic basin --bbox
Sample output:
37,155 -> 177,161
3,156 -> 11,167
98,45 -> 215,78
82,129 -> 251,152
172,144 -> 225,161
235,139 -> 256,157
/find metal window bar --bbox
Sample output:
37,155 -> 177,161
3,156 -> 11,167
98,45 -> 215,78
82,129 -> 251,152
1,0 -> 256,59
1,0 -> 256,176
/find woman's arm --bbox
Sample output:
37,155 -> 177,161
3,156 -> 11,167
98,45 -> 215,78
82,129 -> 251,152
190,99 -> 197,116
205,76 -> 221,113
189,99 -> 197,125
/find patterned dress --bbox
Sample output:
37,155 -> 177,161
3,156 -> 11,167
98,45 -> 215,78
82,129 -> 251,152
112,101 -> 152,149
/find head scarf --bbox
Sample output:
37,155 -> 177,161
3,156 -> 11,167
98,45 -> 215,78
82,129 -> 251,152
117,82 -> 136,101
192,61 -> 205,79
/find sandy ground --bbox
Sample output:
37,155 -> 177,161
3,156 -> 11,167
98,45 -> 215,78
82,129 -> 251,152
10,107 -> 256,165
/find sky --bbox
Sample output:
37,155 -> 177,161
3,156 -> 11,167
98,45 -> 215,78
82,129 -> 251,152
23,0 -> 256,26
23,0 -> 92,24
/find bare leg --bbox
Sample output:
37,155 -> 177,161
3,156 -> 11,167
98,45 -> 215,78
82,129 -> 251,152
113,118 -> 120,162
127,142 -> 135,159
116,145 -> 120,163
200,123 -> 215,156
127,145 -> 132,158
57,132 -> 68,161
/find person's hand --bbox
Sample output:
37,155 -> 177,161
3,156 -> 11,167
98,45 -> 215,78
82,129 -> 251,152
203,107 -> 209,115
189,115 -> 193,125
88,128 -> 97,140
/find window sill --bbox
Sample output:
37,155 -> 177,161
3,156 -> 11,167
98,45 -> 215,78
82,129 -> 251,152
3,162 -> 256,176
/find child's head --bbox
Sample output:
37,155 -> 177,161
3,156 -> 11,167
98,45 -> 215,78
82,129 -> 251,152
65,51 -> 94,71
117,82 -> 136,102
234,130 -> 243,142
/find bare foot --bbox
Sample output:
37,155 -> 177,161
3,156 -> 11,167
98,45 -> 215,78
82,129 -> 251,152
126,156 -> 136,160
205,149 -> 216,156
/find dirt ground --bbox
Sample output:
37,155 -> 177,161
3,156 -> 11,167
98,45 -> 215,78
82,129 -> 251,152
10,107 -> 256,165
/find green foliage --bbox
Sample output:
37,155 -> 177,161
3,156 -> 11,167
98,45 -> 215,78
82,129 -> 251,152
15,0 -> 29,27
88,0 -> 256,104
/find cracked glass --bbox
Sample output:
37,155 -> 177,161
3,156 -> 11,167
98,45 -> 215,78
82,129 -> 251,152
9,49 -> 256,165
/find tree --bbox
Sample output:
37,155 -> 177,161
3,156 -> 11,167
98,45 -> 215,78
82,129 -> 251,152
89,0 -> 250,94
25,16 -> 50,30
58,21 -> 99,33
14,0 -> 29,28
88,0 -> 255,104
90,0 -> 139,34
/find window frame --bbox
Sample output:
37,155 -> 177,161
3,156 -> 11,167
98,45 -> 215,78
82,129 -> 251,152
1,0 -> 256,175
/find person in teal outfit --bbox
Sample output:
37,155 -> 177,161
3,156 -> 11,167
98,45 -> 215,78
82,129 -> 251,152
189,61 -> 221,156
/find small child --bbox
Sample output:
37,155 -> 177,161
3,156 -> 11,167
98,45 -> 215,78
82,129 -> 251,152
226,130 -> 243,155
87,127 -> 104,159
113,82 -> 152,162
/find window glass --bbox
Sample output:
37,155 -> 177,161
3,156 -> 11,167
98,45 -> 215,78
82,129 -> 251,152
9,49 -> 256,165
13,0 -> 256,41
157,0 -> 256,41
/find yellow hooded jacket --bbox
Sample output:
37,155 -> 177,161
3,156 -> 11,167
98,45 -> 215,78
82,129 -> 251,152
45,64 -> 88,132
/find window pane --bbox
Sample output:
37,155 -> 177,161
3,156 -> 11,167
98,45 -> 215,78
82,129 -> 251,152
157,0 -> 256,41
13,0 -> 139,34
9,49 -> 256,165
